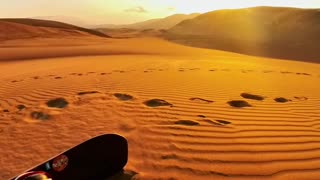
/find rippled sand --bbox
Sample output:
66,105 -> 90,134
1,37 -> 320,180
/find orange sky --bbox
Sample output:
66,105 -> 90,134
1,0 -> 320,25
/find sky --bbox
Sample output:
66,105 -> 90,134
1,0 -> 320,25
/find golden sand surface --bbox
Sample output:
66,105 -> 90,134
1,37 -> 320,179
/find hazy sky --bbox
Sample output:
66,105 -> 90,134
1,0 -> 320,25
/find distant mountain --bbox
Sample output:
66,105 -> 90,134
165,6 -> 320,62
0,18 -> 110,40
96,13 -> 200,30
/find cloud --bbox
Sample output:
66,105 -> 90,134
124,6 -> 148,13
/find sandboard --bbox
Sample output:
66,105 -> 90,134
11,134 -> 128,180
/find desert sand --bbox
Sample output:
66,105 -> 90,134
1,33 -> 320,180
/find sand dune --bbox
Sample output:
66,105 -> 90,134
30,16 -> 91,28
165,6 -> 320,63
0,18 -> 109,41
0,37 -> 226,61
1,37 -> 320,179
96,28 -> 165,38
96,13 -> 200,30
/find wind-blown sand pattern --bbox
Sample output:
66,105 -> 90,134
1,37 -> 320,180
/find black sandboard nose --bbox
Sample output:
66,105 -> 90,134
12,134 -> 128,180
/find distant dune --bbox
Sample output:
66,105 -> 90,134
30,16 -> 91,28
96,28 -> 166,38
165,6 -> 320,62
96,13 -> 200,30
0,18 -> 110,40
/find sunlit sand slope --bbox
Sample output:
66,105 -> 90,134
0,38 -> 320,179
165,6 -> 320,63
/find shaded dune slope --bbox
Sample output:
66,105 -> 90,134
165,6 -> 320,63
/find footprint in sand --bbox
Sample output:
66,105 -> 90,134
32,76 -> 40,80
203,119 -> 222,126
175,120 -> 199,126
100,73 -> 108,75
294,96 -> 308,101
30,111 -> 51,120
216,120 -> 232,125
274,97 -> 291,103
241,93 -> 265,101
209,69 -> 216,72
161,154 -> 179,160
11,80 -> 22,83
242,70 -> 254,73
3,109 -> 9,113
108,170 -> 138,180
46,98 -> 69,108
114,93 -> 133,101
16,105 -> 26,111
77,91 -> 100,96
113,70 -> 125,73
198,115 -> 206,118
77,73 -> 83,76
144,99 -> 172,107
190,98 -> 214,104
242,69 -> 254,73
281,71 -> 294,74
54,77 -> 63,79
296,72 -> 311,76
228,100 -> 252,108
203,119 -> 232,126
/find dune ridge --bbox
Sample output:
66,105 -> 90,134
0,18 -> 109,41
